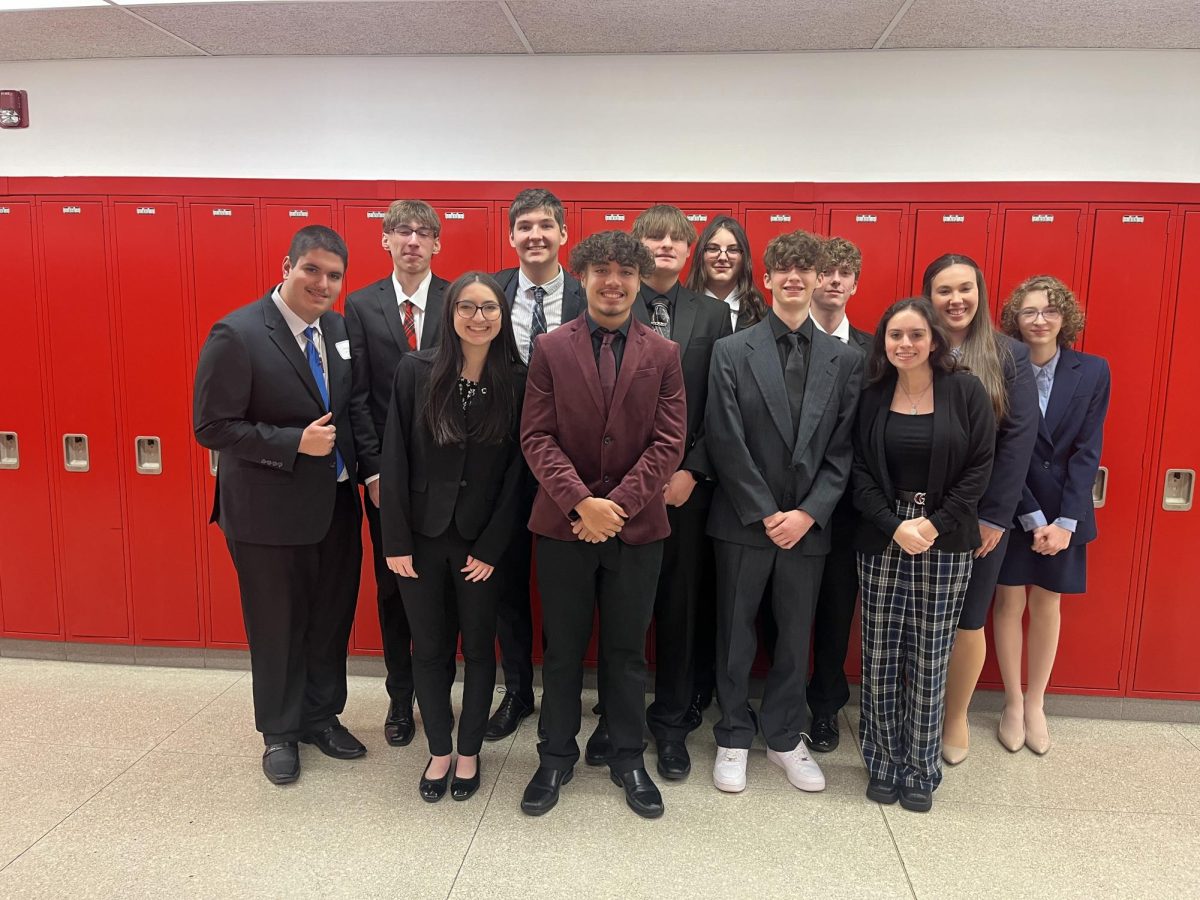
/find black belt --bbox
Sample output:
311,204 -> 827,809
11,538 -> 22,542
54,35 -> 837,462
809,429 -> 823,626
896,489 -> 926,506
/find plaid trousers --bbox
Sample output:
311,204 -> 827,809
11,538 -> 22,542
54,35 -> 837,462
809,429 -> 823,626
856,499 -> 973,792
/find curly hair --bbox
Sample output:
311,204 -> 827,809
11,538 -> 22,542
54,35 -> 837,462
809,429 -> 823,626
763,230 -> 828,273
1000,274 -> 1086,346
568,230 -> 655,278
823,236 -> 862,276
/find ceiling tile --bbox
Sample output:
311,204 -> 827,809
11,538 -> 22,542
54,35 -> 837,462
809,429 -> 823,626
0,8 -> 202,60
885,0 -> 1200,49
131,1 -> 526,56
509,0 -> 904,53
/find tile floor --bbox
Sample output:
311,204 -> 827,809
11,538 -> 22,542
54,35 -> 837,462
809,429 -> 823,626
0,657 -> 1197,899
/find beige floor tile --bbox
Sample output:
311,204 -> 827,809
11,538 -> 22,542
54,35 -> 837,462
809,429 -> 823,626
0,748 -> 495,900
1174,724 -> 1200,753
934,715 -> 1200,815
885,801 -> 1200,900
0,741 -> 143,869
0,659 -> 243,752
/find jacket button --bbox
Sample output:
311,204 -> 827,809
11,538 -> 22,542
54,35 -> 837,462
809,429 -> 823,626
460,480 -> 468,487
1042,461 -> 1051,469
603,436 -> 613,445
602,475 -> 611,484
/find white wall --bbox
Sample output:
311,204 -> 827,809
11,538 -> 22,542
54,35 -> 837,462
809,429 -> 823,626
1,49 -> 1198,183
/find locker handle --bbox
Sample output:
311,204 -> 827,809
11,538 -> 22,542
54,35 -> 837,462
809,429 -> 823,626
0,431 -> 17,470
1163,469 -> 1194,512
63,434 -> 89,472
1092,466 -> 1108,508
209,449 -> 219,477
135,436 -> 162,476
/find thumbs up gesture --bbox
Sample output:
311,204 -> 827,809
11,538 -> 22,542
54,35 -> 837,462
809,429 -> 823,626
299,411 -> 337,456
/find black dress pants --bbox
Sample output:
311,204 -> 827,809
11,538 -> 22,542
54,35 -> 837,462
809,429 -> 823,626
227,481 -> 361,745
493,481 -> 536,707
536,536 -> 662,775
400,524 -> 500,757
807,535 -> 860,717
713,538 -> 823,752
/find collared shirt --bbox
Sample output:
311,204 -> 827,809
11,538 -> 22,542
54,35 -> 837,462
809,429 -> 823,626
811,312 -> 851,344
706,286 -> 741,332
512,266 -> 566,364
769,310 -> 813,374
642,281 -> 681,338
393,270 -> 433,349
1018,348 -> 1076,534
585,311 -> 630,376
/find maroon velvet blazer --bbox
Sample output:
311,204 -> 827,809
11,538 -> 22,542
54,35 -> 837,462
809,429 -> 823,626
520,314 -> 687,545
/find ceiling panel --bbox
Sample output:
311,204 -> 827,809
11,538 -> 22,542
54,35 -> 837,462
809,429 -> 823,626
509,0 -> 904,53
0,7 -> 202,59
131,0 -> 525,56
886,0 -> 1200,49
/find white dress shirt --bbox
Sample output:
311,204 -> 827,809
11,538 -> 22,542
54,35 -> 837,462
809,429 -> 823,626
512,266 -> 566,364
393,270 -> 433,349
811,312 -> 851,343
705,287 -> 741,332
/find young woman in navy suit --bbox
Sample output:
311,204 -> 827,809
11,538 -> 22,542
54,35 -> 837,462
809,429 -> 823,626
993,276 -> 1110,755
923,254 -> 1039,765
381,272 -> 527,802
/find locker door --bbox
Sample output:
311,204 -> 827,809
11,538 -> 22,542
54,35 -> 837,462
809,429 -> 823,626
743,207 -> 821,273
995,208 -> 1085,317
826,207 -> 908,332
579,205 -> 641,237
674,206 -> 736,282
261,202 -> 334,293
111,202 -> 202,644
495,202 -> 576,273
0,202 -> 61,638
339,204 -> 394,296
38,200 -> 130,640
430,203 -> 492,281
189,201 -> 260,648
909,207 -> 994,294
1051,208 -> 1172,691
1133,210 -> 1200,695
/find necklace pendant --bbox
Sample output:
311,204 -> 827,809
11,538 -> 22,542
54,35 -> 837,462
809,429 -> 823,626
910,405 -> 917,415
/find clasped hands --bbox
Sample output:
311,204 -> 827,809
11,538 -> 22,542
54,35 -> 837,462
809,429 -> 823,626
762,509 -> 815,550
1031,523 -> 1071,556
892,517 -> 939,555
573,496 -> 627,543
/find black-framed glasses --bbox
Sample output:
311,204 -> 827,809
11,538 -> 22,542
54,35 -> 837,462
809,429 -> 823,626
703,244 -> 743,258
1018,307 -> 1063,322
455,302 -> 503,321
390,226 -> 438,240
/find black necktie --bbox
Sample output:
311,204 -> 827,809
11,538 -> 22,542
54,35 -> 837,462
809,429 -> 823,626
599,332 -> 617,415
785,333 -> 806,432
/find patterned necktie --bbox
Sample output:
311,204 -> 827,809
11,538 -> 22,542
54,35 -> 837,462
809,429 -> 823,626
1036,366 -> 1052,416
599,332 -> 617,416
302,326 -> 345,479
651,299 -> 671,340
529,285 -> 548,361
401,299 -> 418,350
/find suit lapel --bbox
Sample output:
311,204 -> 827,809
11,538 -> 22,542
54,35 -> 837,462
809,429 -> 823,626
671,289 -> 698,354
927,373 -> 951,499
632,288 -> 652,327
262,296 -> 325,410
870,383 -> 894,497
568,320 -> 607,418
562,274 -> 585,324
322,315 -> 348,412
746,323 -> 794,449
423,277 -> 447,348
503,270 -> 519,307
608,319 -> 646,419
1044,348 -> 1081,446
792,334 -> 837,464
375,278 -> 409,353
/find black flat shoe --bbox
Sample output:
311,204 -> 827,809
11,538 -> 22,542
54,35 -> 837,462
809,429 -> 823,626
261,742 -> 299,785
385,700 -> 415,747
866,777 -> 899,805
809,714 -> 840,753
610,767 -> 664,819
451,758 -> 482,801
484,694 -> 533,742
520,766 -> 573,816
585,718 -> 613,767
656,739 -> 691,780
420,759 -> 452,803
898,784 -> 933,812
301,724 -> 367,760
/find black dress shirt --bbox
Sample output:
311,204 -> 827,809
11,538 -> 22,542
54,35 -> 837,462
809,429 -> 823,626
585,311 -> 631,375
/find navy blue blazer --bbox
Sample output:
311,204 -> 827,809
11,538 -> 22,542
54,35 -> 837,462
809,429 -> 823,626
1013,346 -> 1111,544
978,334 -> 1041,530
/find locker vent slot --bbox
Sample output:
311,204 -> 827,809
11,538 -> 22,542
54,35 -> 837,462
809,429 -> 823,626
366,211 -> 385,219
1031,214 -> 1055,223
855,214 -> 878,223
771,215 -> 793,223
1123,215 -> 1145,224
63,434 -> 89,472
135,436 -> 162,476
686,214 -> 708,222
288,210 -> 309,218
444,212 -> 465,220
942,214 -> 966,223
605,214 -> 626,222
0,432 -> 17,469
136,207 -> 156,215
63,206 -> 82,214
212,209 -> 233,217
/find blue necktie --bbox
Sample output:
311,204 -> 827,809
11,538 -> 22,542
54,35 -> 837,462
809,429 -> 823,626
303,326 -> 345,479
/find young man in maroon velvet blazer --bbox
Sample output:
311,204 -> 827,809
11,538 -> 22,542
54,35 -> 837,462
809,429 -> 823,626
518,231 -> 687,820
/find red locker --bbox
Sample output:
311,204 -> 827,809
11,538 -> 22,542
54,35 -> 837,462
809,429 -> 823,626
825,207 -> 909,331
111,201 -> 202,644
495,201 -> 576,273
909,206 -> 994,294
37,200 -> 130,640
339,204 -> 394,296
994,207 -> 1086,317
742,206 -> 820,271
1132,210 -> 1200,696
0,201 -> 62,638
188,201 -> 261,648
261,201 -> 334,292
430,203 -> 492,280
579,205 -> 641,237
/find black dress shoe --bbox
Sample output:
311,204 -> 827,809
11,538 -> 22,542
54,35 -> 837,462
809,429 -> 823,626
419,759 -> 452,803
451,758 -> 482,801
537,716 -> 547,742
385,700 -> 416,747
898,784 -> 933,812
610,768 -> 665,819
683,690 -> 711,733
585,718 -> 613,766
301,724 -> 367,760
809,714 -> 840,753
261,742 -> 299,785
484,694 -> 533,742
656,739 -> 691,780
520,766 -> 573,816
866,777 -> 899,805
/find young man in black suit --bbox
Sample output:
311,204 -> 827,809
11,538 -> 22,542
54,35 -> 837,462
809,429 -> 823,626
194,225 -> 374,785
484,188 -> 586,741
807,237 -> 873,753
344,200 -> 453,748
705,231 -> 862,795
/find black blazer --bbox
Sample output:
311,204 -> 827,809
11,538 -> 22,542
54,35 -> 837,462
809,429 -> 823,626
825,322 -> 874,541
493,266 -> 586,328
706,319 -> 863,554
379,350 -> 528,566
979,334 -> 1040,529
852,369 -> 996,554
194,293 -> 368,546
634,284 -> 733,484
344,273 -> 449,479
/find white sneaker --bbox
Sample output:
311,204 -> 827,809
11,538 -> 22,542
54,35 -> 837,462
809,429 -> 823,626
713,747 -> 748,793
767,738 -> 826,792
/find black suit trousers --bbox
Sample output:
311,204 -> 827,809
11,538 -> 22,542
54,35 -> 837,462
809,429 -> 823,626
713,538 -> 823,752
536,537 -> 662,775
494,481 -> 536,706
807,536 -> 860,716
227,481 -> 361,744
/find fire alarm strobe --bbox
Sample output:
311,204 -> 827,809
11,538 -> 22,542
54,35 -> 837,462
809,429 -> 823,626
0,90 -> 28,129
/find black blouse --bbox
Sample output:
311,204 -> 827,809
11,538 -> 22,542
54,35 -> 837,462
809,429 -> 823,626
884,412 -> 934,492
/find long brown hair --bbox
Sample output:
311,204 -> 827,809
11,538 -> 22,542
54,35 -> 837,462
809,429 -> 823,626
684,216 -> 767,327
866,298 -> 959,385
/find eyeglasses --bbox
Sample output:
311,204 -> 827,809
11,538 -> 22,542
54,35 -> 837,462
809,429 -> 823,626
703,244 -> 743,258
1017,307 -> 1063,323
390,226 -> 437,240
455,302 -> 503,321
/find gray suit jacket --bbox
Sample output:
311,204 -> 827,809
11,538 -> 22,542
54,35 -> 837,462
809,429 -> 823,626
705,318 -> 863,554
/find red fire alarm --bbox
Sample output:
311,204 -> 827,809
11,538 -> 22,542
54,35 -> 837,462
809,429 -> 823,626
0,91 -> 28,129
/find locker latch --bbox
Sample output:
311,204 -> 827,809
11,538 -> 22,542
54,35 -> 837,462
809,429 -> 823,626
1163,469 -> 1194,512
1092,466 -> 1108,508
0,432 -> 17,469
135,436 -> 163,475
63,434 -> 89,472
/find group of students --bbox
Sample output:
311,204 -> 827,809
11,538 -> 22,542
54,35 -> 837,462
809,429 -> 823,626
192,188 -> 1110,818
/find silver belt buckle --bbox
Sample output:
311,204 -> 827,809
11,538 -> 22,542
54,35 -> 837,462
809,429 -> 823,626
913,492 -> 926,506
